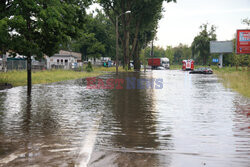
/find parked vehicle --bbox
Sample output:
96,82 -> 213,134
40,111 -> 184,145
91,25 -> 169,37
161,58 -> 170,69
189,67 -> 213,74
182,59 -> 194,71
148,58 -> 169,69
156,66 -> 166,70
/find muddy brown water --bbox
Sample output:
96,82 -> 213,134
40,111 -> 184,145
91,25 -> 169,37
0,70 -> 249,167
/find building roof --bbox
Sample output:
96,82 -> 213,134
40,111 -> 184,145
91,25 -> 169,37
51,54 -> 78,58
59,50 -> 81,61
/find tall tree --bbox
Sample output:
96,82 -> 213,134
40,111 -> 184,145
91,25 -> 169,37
0,0 -> 13,54
165,46 -> 174,64
191,23 -> 216,65
68,11 -> 114,61
98,0 -> 176,70
0,18 -> 9,55
4,0 -> 89,94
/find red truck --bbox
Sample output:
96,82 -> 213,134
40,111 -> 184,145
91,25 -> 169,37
148,58 -> 170,69
182,59 -> 194,71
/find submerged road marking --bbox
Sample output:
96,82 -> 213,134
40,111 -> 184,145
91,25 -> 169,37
75,115 -> 103,167
0,151 -> 25,165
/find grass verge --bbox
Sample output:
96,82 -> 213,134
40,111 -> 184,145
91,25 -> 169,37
213,67 -> 250,98
169,65 -> 182,70
170,65 -> 250,98
0,67 -> 129,87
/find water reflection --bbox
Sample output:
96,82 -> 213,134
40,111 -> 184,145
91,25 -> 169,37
0,70 -> 249,167
91,72 -> 172,166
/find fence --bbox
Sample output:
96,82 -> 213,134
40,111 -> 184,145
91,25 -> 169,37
7,59 -> 27,70
5,58 -> 46,71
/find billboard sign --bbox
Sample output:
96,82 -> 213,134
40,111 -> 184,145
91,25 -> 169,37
236,30 -> 250,54
210,41 -> 233,53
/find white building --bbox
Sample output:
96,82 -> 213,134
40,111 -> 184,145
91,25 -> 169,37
46,50 -> 82,69
46,54 -> 78,69
58,50 -> 82,62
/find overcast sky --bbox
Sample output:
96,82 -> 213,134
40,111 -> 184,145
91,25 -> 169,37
156,0 -> 250,48
88,0 -> 250,48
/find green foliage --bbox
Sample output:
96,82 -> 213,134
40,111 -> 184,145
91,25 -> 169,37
0,18 -> 9,53
1,0 -> 90,57
144,46 -> 168,58
191,23 -> 217,65
165,46 -> 174,64
67,12 -> 111,61
124,65 -> 128,72
234,54 -> 241,68
173,44 -> 192,64
139,49 -> 147,66
98,0 -> 176,70
86,61 -> 93,72
247,55 -> 250,67
143,44 -> 192,65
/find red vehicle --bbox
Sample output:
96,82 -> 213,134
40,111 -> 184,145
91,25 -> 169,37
148,58 -> 169,69
182,59 -> 194,71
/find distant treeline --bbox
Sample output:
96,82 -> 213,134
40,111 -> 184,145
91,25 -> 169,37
142,23 -> 250,67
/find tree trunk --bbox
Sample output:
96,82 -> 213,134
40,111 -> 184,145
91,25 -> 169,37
203,54 -> 206,65
27,55 -> 32,95
123,30 -> 130,68
133,41 -> 141,71
129,21 -> 140,62
125,0 -> 131,68
122,29 -> 126,68
121,0 -> 131,69
125,31 -> 130,67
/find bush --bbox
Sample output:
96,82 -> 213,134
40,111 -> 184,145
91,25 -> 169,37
124,65 -> 128,72
86,62 -> 93,72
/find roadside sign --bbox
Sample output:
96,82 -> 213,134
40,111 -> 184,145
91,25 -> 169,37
210,41 -> 233,68
210,41 -> 233,53
212,58 -> 219,63
236,30 -> 250,54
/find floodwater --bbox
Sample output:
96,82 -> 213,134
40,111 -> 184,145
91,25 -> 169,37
0,70 -> 249,167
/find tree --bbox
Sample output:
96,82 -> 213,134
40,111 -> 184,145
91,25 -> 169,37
68,12 -> 113,62
98,0 -> 176,70
139,49 -> 147,72
191,23 -> 216,65
165,46 -> 174,64
173,46 -> 183,64
4,0 -> 89,94
242,18 -> 250,27
0,1 -> 14,54
94,10 -> 116,59
0,18 -> 9,55
70,32 -> 105,62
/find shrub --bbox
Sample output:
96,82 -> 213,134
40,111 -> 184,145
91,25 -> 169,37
86,62 -> 93,72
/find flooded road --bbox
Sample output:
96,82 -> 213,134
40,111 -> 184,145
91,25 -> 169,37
0,70 -> 249,167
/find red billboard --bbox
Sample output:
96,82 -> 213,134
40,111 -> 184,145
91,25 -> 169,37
236,30 -> 250,54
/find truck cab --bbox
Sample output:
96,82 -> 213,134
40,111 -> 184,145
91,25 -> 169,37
182,59 -> 194,71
